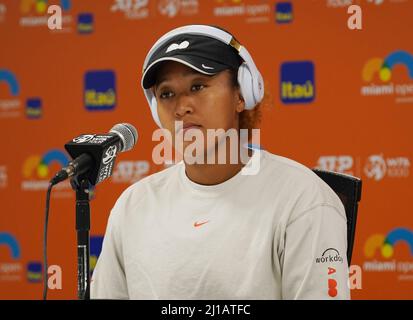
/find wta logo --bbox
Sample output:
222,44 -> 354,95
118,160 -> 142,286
361,50 -> 413,103
364,227 -> 413,259
21,149 -> 70,191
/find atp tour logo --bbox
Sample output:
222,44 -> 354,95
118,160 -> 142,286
280,61 -> 315,104
84,70 -> 116,111
316,155 -> 354,175
361,50 -> 413,104
19,0 -> 73,30
111,160 -> 150,183
363,227 -> 413,281
275,2 -> 293,24
110,0 -> 149,20
21,149 -> 71,191
0,233 -> 23,282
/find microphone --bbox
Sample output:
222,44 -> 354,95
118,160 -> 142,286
51,123 -> 138,186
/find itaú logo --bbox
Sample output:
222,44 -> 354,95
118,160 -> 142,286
84,70 -> 116,111
280,61 -> 315,104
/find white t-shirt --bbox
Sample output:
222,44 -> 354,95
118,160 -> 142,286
91,149 -> 350,300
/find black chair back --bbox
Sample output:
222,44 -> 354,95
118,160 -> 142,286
312,169 -> 362,266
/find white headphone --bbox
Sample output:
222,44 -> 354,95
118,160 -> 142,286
141,25 -> 264,128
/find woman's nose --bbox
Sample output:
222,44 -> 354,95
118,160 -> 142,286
174,94 -> 194,118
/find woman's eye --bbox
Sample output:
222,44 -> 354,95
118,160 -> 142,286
159,91 -> 174,99
191,84 -> 205,92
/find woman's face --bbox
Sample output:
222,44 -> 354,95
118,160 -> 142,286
153,61 -> 245,159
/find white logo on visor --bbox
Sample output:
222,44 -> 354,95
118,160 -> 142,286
166,41 -> 189,53
201,64 -> 214,70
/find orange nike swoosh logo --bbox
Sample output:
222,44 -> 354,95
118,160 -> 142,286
194,221 -> 209,228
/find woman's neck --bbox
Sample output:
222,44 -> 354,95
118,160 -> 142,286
183,142 -> 253,186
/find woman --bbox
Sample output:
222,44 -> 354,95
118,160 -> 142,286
91,25 -> 350,300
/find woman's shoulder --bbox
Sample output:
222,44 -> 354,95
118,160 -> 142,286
260,150 -> 345,218
261,149 -> 320,182
112,161 -> 183,210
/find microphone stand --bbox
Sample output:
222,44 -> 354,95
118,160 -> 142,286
71,176 -> 91,300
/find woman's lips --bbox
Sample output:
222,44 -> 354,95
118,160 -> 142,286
176,123 -> 202,134
182,124 -> 202,134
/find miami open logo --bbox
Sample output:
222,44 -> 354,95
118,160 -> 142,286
0,69 -> 21,118
361,50 -> 413,103
19,0 -> 73,30
0,233 -> 22,282
21,149 -> 71,191
213,0 -> 271,23
363,227 -> 413,281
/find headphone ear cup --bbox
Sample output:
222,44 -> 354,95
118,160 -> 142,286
150,95 -> 163,128
237,63 -> 256,110
255,72 -> 264,104
144,89 -> 163,128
